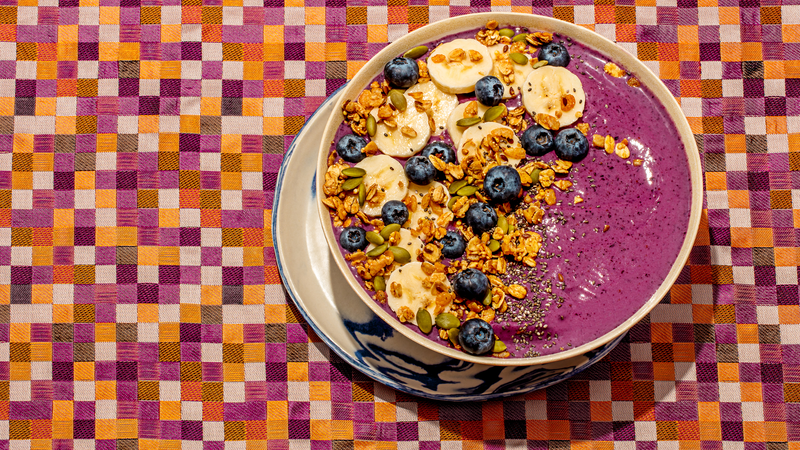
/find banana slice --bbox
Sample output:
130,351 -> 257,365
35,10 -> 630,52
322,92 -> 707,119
406,181 -> 451,228
522,65 -> 586,128
355,154 -> 409,217
457,122 -> 524,166
405,82 -> 458,136
370,92 -> 432,158
386,262 -> 451,326
487,44 -> 534,99
446,101 -> 488,148
427,39 -> 493,94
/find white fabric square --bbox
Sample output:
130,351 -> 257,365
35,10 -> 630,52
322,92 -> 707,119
202,228 -> 222,247
418,420 -> 440,441
161,6 -> 181,24
180,284 -> 202,304
96,152 -> 116,171
308,342 -> 328,362
738,344 -> 760,363
729,208 -> 751,228
719,24 -> 740,42
573,5 -> 595,24
776,266 -> 798,285
636,6 -> 656,25
284,7 -> 305,26
180,246 -> 202,267
742,402 -> 764,422
311,401 -> 332,420
722,79 -> 743,97
138,323 -> 159,343
53,284 -> 73,304
388,24 -> 409,43
117,116 -> 138,133
158,189 -> 180,209
95,265 -> 116,284
244,362 -> 266,381
780,324 -> 800,344
701,61 -> 722,79
681,97 -> 701,117
306,79 -> 326,97
98,79 -> 118,97
159,305 -> 180,322
718,382 -> 741,402
12,190 -> 32,209
396,402 -> 417,422
95,342 -> 116,361
139,79 -> 160,96
654,381 -> 676,402
630,343 -> 652,361
692,284 -> 715,304
203,43 -> 223,61
675,362 -> 696,381
367,5 -> 388,24
73,189 -> 95,209
634,421 -> 656,441
525,400 -> 547,420
32,171 -> 53,190
0,43 -> 15,61
429,6 -> 449,24
138,265 -> 158,283
221,190 -> 242,210
159,115 -> 180,133
73,381 -> 95,401
203,421 -> 225,441
223,61 -> 244,79
242,172 -> 262,190
764,79 -> 785,97
202,343 -> 223,363
201,153 -> 221,171
767,134 -> 788,153
222,247 -> 244,266
74,246 -> 95,265
264,98 -> 284,118
0,228 -> 8,247
182,401 -> 203,420
15,61 -> 37,79
288,381 -> 310,401
594,24 -> 616,42
96,400 -> 117,420
182,24 -> 202,42
77,61 -> 98,78
744,117 -> 766,135
201,266 -> 222,285
30,361 -> 51,380
79,7 -> 99,25
11,246 -> 32,265
757,305 -> 779,324
590,380 -> 611,401
116,304 -> 138,323
698,7 -> 719,25
181,209 -> 202,227
612,401 -> 634,421
99,25 -> 119,42
10,381 -> 31,401
732,266 -> 755,284
223,381 -> 245,402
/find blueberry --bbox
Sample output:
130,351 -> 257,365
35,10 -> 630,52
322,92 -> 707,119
458,318 -> 495,355
475,76 -> 504,107
421,141 -> 457,165
537,42 -> 570,67
452,268 -> 489,301
339,227 -> 368,252
381,200 -> 409,226
336,134 -> 367,163
483,165 -> 522,204
404,155 -> 437,185
520,125 -> 554,157
383,57 -> 420,89
439,230 -> 466,259
464,202 -> 497,236
554,128 -> 589,162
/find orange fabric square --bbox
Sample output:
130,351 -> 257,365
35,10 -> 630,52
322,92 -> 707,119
737,324 -> 760,344
717,363 -> 739,382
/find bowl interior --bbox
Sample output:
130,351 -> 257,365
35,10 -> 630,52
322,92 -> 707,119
316,13 -> 703,366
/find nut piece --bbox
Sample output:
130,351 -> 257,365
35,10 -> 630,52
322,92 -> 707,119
486,20 -> 499,30
507,284 -> 527,299
574,195 -> 584,204
604,62 -> 626,78
604,135 -> 615,154
468,50 -> 483,62
401,126 -> 417,138
397,306 -> 414,323
592,134 -> 605,148
431,54 -> 446,64
535,113 -> 560,131
615,142 -> 630,159
448,48 -> 466,62
575,123 -> 590,136
390,282 -> 403,298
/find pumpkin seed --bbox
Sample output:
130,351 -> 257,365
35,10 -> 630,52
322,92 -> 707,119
498,28 -> 515,38
447,196 -> 460,210
512,33 -> 528,42
483,104 -> 506,123
416,308 -> 432,334
366,243 -> 388,257
456,116 -> 482,127
509,52 -> 528,65
493,339 -> 507,353
482,289 -> 493,306
358,182 -> 366,206
530,168 -> 541,184
448,179 -> 468,194
389,90 -> 406,111
448,328 -> 460,346
435,312 -> 460,330
365,231 -> 384,246
379,223 -> 401,240
342,167 -> 366,178
404,45 -> 429,60
341,177 -> 363,191
456,185 -> 478,197
388,246 -> 411,264
373,275 -> 386,292
497,215 -> 508,234
366,114 -> 377,136
488,239 -> 500,253
532,59 -> 549,69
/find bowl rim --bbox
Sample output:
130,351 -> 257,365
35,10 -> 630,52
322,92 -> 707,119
315,12 -> 704,367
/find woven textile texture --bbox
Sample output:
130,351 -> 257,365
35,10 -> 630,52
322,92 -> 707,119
0,0 -> 799,448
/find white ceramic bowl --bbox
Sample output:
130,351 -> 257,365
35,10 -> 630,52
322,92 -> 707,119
316,13 -> 703,367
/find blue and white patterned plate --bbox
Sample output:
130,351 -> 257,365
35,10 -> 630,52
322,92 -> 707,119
271,86 -> 622,401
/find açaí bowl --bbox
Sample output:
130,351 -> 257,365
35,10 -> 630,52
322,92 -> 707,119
316,13 -> 703,367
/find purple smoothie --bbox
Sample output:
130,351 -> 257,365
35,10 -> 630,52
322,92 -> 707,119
328,26 -> 691,358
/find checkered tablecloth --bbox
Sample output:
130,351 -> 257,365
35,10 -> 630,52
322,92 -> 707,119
0,0 -> 798,447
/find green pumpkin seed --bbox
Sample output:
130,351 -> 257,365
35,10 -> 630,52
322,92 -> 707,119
482,289 -> 493,306
435,312 -> 460,330
404,45 -> 429,60
512,33 -> 528,42
379,223 -> 401,240
365,231 -> 384,246
448,328 -> 460,346
366,114 -> 377,136
497,215 -> 508,234
358,183 -> 366,206
342,167 -> 366,178
532,59 -> 549,69
530,168 -> 541,184
493,339 -> 507,353
416,308 -> 432,334
448,180 -> 468,194
483,104 -> 506,123
389,90 -> 406,111
366,243 -> 388,257
341,177 -> 363,191
456,185 -> 478,197
447,196 -> 460,211
388,246 -> 411,264
373,275 -> 386,292
498,28 -> 515,38
488,239 -> 500,253
456,116 -> 482,128
509,52 -> 528,65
